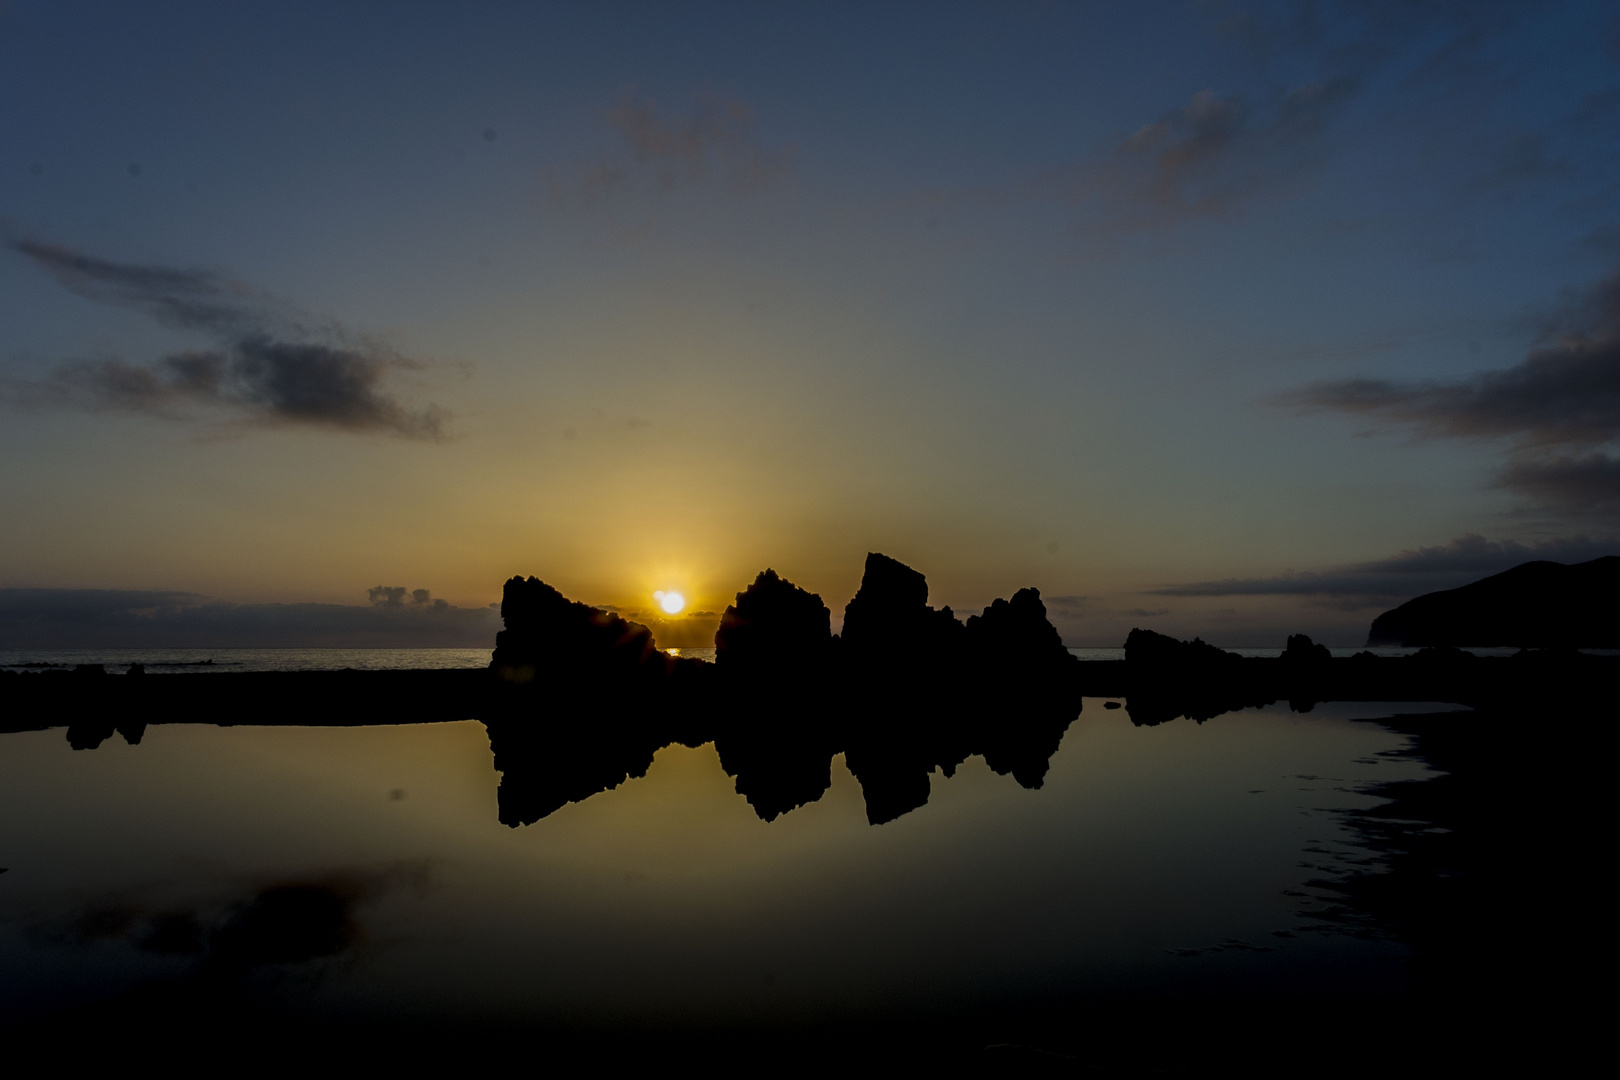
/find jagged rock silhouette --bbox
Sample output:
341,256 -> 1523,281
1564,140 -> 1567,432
715,568 -> 833,675
490,575 -> 664,685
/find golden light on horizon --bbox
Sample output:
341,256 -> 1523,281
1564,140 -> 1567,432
653,590 -> 686,615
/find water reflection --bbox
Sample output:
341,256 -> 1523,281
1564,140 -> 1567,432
485,680 -> 1078,828
0,703 -> 1436,1064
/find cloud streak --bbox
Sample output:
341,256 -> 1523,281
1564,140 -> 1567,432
1280,264 -> 1620,518
1060,79 -> 1356,233
1157,533 -> 1620,599
3,239 -> 447,439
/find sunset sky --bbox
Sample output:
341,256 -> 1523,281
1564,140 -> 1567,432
3,1 -> 1618,647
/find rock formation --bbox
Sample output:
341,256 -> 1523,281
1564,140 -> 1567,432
714,569 -> 833,676
489,575 -> 664,684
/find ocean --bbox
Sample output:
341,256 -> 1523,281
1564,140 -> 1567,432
0,644 -> 1534,675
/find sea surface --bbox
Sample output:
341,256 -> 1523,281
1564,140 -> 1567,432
0,681 -> 1461,1046
0,644 -> 1538,674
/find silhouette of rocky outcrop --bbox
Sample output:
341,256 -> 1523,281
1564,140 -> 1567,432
1282,632 -> 1331,667
840,552 -> 965,667
1368,555 -> 1620,647
715,568 -> 834,676
490,575 -> 666,685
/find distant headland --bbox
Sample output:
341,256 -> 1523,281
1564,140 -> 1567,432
1368,555 -> 1620,647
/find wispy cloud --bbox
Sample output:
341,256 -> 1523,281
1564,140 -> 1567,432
1280,263 -> 1620,518
1157,533 -> 1620,600
1055,79 -> 1355,233
910,2 -> 1555,240
1043,594 -> 1171,622
3,239 -> 447,439
546,90 -> 794,205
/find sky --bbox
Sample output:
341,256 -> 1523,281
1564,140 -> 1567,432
2,0 -> 1618,647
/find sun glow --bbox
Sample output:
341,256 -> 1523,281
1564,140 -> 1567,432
653,590 -> 686,615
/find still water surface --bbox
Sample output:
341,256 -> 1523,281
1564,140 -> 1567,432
0,699 -> 1445,1033
0,644 -> 1540,674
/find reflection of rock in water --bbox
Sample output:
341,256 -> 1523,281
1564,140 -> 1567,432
485,704 -> 669,827
714,716 -> 838,823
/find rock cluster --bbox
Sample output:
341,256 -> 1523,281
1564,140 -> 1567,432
484,552 -> 1081,826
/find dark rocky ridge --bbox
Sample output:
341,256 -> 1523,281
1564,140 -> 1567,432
1368,555 -> 1620,647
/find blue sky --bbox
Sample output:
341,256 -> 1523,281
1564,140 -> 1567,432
2,1 -> 1617,646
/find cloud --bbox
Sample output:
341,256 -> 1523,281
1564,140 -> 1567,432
1495,453 -> 1620,518
0,588 -> 499,648
1156,533 -> 1620,599
547,90 -> 794,205
1063,79 -> 1355,232
369,585 -> 449,611
1280,263 -> 1620,517
3,239 -> 447,439
1021,1 -> 1558,238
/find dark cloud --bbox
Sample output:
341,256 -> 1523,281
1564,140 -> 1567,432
3,239 -> 447,439
548,90 -> 794,205
14,238 -> 266,335
1156,533 -> 1620,599
1281,264 -> 1620,517
1495,453 -> 1620,518
0,588 -> 498,648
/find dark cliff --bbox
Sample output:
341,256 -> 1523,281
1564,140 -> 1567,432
1367,556 -> 1620,647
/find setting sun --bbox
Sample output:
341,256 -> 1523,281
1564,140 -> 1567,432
653,590 -> 686,615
